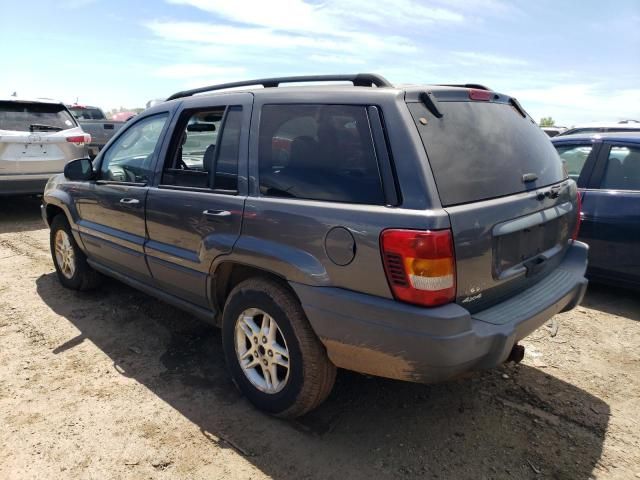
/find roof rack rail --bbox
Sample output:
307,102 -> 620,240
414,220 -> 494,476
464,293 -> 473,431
166,73 -> 393,101
437,83 -> 492,91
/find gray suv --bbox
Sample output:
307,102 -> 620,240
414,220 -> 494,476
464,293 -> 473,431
41,74 -> 588,418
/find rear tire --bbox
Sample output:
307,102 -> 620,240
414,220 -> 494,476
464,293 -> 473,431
50,214 -> 101,291
221,277 -> 336,418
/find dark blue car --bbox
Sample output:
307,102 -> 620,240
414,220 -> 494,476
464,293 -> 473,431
552,132 -> 640,289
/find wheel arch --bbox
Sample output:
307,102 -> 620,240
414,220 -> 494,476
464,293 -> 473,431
45,203 -> 65,227
44,191 -> 85,252
211,261 -> 297,326
43,191 -> 77,226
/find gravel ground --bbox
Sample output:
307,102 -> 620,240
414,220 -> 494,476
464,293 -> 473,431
1,196 -> 639,480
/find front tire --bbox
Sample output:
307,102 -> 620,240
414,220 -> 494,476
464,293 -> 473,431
50,215 -> 101,291
222,277 -> 336,418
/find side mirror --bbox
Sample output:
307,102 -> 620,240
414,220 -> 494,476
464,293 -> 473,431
64,158 -> 95,181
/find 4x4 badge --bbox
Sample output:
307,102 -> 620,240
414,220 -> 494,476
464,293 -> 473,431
462,293 -> 482,303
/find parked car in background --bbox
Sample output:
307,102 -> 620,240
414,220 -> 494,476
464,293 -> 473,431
557,120 -> 640,137
110,111 -> 137,122
553,132 -> 640,289
42,74 -> 588,417
0,98 -> 89,195
67,104 -> 124,158
542,126 -> 566,137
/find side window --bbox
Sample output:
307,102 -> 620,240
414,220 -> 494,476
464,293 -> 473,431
555,144 -> 593,181
601,145 -> 640,190
213,106 -> 242,191
258,104 -> 384,204
161,106 -> 241,191
162,108 -> 224,188
100,114 -> 168,183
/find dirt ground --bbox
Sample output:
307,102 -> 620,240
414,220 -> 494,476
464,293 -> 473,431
0,196 -> 639,480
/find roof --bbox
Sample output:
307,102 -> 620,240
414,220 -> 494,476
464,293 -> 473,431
159,83 -> 514,112
551,132 -> 640,144
565,121 -> 640,129
163,73 -> 508,106
67,104 -> 101,109
0,97 -> 64,105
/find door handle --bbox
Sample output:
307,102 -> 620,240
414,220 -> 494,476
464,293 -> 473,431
119,198 -> 140,205
203,209 -> 231,217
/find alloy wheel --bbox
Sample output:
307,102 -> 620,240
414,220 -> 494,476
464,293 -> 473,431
234,308 -> 290,394
54,230 -> 76,279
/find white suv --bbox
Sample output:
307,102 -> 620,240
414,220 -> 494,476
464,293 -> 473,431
0,98 -> 90,195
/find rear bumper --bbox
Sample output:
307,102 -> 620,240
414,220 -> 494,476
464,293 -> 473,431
291,241 -> 588,383
0,174 -> 53,195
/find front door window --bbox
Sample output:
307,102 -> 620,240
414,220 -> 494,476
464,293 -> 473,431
100,114 -> 168,183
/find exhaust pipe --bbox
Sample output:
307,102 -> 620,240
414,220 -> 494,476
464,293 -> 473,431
507,344 -> 525,364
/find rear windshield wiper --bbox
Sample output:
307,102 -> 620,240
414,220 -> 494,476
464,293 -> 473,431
29,124 -> 63,132
508,98 -> 527,118
419,92 -> 443,119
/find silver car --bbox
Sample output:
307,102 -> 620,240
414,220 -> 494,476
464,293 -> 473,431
0,98 -> 89,195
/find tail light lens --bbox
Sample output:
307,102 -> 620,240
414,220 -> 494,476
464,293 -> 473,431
571,190 -> 582,241
66,134 -> 91,144
381,229 -> 456,307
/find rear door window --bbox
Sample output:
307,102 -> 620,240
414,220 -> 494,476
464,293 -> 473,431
409,101 -> 565,206
0,101 -> 76,132
161,106 -> 242,191
554,144 -> 593,182
258,104 -> 384,204
601,145 -> 640,190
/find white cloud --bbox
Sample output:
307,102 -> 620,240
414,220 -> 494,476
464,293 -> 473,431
167,0 -> 465,33
154,63 -> 246,78
431,0 -> 519,17
510,84 -> 640,126
59,0 -> 98,8
326,0 -> 465,26
141,0 -> 636,128
308,54 -> 366,65
453,51 -> 528,66
145,20 -> 416,55
167,0 -> 322,32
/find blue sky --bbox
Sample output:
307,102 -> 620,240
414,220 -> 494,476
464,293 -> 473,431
2,0 -> 638,125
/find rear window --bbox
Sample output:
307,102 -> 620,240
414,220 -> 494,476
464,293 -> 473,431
69,107 -> 105,120
258,104 -> 384,205
0,101 -> 76,132
409,100 -> 565,206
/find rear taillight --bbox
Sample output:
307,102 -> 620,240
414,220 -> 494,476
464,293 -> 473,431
571,190 -> 582,241
468,89 -> 492,101
381,229 -> 456,307
66,134 -> 91,144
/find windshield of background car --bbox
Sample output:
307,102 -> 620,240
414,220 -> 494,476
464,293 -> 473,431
0,101 -> 76,131
69,107 -> 105,120
409,100 -> 566,206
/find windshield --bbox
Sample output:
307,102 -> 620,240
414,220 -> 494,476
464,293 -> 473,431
0,101 -> 76,132
409,100 -> 566,206
69,107 -> 105,120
